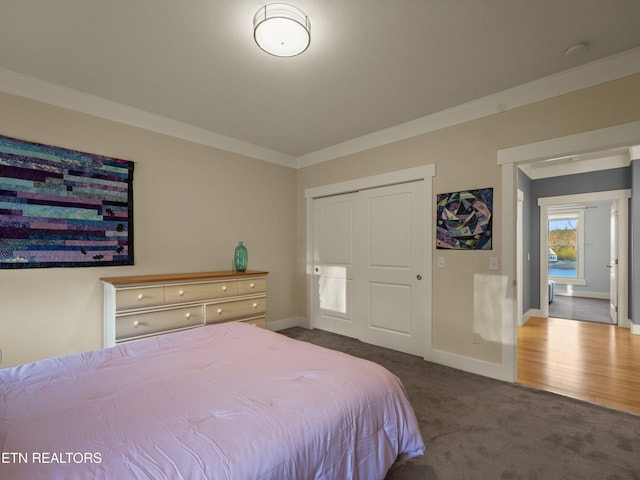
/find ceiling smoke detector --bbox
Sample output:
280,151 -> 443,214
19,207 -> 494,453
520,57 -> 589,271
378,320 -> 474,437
564,42 -> 589,57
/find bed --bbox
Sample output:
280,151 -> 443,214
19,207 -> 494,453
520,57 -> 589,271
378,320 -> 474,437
0,322 -> 424,479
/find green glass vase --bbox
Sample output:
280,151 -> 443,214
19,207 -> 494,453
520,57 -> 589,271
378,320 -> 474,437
234,241 -> 248,272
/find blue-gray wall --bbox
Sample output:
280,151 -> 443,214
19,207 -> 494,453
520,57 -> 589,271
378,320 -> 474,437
518,167 -> 632,316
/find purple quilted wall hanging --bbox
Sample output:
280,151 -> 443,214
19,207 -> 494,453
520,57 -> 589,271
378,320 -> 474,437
0,135 -> 134,268
436,188 -> 493,250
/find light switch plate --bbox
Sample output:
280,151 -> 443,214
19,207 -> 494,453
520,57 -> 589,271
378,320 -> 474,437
489,257 -> 499,271
438,257 -> 445,268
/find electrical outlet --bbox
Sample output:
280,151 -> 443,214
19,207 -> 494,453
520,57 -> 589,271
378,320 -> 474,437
472,332 -> 481,344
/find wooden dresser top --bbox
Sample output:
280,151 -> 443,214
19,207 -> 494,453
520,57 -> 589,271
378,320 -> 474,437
101,270 -> 269,286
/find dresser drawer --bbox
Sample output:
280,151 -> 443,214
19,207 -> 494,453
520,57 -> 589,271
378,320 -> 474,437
116,306 -> 204,341
205,297 -> 267,323
116,286 -> 164,311
237,277 -> 266,296
242,317 -> 266,328
165,281 -> 237,304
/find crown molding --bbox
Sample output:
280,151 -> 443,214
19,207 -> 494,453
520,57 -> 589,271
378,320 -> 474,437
296,47 -> 640,168
1,46 -> 639,170
0,67 -> 297,169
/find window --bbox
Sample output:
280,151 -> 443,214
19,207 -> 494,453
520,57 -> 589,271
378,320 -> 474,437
547,208 -> 585,285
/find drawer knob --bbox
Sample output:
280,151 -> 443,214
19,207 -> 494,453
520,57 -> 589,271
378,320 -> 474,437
253,303 -> 258,308
179,290 -> 185,296
217,308 -> 223,315
250,283 -> 255,288
137,294 -> 144,301
222,285 -> 227,292
185,312 -> 191,319
133,320 -> 140,328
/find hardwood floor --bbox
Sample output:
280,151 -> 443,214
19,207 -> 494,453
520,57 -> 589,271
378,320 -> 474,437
517,316 -> 640,415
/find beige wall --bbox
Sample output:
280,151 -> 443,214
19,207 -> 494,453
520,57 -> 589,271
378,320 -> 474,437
295,74 -> 640,364
3,74 -> 640,370
0,92 -> 297,367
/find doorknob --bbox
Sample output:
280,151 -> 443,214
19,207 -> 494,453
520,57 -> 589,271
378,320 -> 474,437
416,274 -> 422,280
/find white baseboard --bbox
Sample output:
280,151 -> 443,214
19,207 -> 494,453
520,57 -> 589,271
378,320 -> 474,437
631,323 -> 640,335
522,309 -> 542,324
554,291 -> 610,300
424,349 -> 513,383
267,316 -> 308,331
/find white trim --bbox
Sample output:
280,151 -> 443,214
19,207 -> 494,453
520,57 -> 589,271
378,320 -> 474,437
498,121 -> 640,166
632,323 -> 640,335
501,162 -> 518,382
298,47 -> 640,168
2,48 -> 640,169
424,349 -> 513,383
0,68 -> 297,169
554,291 -> 610,300
519,152 -> 630,180
304,164 -> 436,198
523,309 -> 542,324
305,165 -> 435,357
516,189 -> 524,327
538,190 -> 632,206
267,316 -> 307,331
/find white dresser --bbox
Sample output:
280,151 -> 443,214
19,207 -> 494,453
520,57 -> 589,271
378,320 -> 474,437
101,270 -> 268,347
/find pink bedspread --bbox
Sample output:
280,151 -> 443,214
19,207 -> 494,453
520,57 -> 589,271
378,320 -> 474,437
0,322 -> 424,479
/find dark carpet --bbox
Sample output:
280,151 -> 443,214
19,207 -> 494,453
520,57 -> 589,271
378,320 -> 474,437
549,295 -> 614,324
280,327 -> 640,480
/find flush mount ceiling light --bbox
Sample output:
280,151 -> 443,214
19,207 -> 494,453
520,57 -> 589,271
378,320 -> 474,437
253,3 -> 310,57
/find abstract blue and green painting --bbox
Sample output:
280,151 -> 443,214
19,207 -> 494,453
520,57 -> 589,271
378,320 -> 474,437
0,135 -> 134,268
437,188 -> 492,250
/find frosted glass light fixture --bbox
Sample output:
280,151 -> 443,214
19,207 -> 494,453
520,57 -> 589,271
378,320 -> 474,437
253,4 -> 310,57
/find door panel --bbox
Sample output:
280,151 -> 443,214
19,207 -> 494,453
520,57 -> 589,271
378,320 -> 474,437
369,282 -> 412,334
356,181 -> 426,356
312,194 -> 357,337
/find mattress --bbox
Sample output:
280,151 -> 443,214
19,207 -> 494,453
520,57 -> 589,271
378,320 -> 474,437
0,322 -> 424,479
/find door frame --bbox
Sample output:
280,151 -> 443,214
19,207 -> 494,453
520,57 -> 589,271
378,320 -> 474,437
537,190 -> 630,327
304,164 -> 436,357
499,120 -> 640,382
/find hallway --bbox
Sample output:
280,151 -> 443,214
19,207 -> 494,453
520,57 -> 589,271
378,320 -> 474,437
548,295 -> 613,324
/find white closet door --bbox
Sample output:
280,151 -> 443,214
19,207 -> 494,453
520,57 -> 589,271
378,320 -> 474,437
312,193 -> 357,338
355,181 -> 426,356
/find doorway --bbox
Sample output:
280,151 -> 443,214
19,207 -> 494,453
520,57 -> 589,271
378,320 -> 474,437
499,120 -> 640,384
537,190 -> 630,328
545,199 -> 615,325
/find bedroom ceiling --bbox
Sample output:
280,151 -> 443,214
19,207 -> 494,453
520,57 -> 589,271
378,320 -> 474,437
1,0 -> 640,165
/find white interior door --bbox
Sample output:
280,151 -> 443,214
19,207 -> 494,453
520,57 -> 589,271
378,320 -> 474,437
356,181 -> 426,356
609,203 -> 618,324
312,193 -> 357,338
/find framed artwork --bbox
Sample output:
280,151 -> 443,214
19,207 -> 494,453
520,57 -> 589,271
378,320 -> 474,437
436,188 -> 492,250
0,135 -> 134,268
